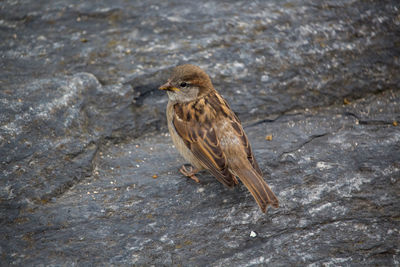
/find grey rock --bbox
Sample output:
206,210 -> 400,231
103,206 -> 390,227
1,0 -> 399,265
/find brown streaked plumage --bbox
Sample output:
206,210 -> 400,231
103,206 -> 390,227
159,64 -> 279,212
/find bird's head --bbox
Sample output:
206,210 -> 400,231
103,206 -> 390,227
159,64 -> 214,102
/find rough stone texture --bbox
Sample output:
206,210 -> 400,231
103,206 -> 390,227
1,0 -> 399,265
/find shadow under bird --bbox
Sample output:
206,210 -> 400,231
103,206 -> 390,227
159,64 -> 279,213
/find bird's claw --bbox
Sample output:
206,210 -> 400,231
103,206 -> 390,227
179,165 -> 200,183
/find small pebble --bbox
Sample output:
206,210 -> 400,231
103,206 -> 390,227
197,187 -> 205,193
250,231 -> 257,238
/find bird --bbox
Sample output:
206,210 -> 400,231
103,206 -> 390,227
159,64 -> 279,213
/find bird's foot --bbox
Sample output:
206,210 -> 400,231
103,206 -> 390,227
179,165 -> 200,183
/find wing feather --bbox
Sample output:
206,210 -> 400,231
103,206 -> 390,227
172,91 -> 262,187
172,98 -> 237,187
222,99 -> 263,176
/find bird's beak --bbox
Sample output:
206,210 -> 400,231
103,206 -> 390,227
159,81 -> 180,92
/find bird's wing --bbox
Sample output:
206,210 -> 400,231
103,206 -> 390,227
211,94 -> 263,176
226,103 -> 263,176
172,97 -> 237,187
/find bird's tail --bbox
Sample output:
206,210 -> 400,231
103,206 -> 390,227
234,168 -> 279,213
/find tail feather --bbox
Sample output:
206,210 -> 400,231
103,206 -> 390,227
234,168 -> 279,213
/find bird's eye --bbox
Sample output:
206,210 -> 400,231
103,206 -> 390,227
180,82 -> 187,87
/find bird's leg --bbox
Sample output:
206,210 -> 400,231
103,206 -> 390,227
179,165 -> 200,183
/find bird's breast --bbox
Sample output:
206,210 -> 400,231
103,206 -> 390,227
166,101 -> 204,169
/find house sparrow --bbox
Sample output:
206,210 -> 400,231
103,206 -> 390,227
159,64 -> 279,212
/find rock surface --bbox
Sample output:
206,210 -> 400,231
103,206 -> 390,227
1,0 -> 399,265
